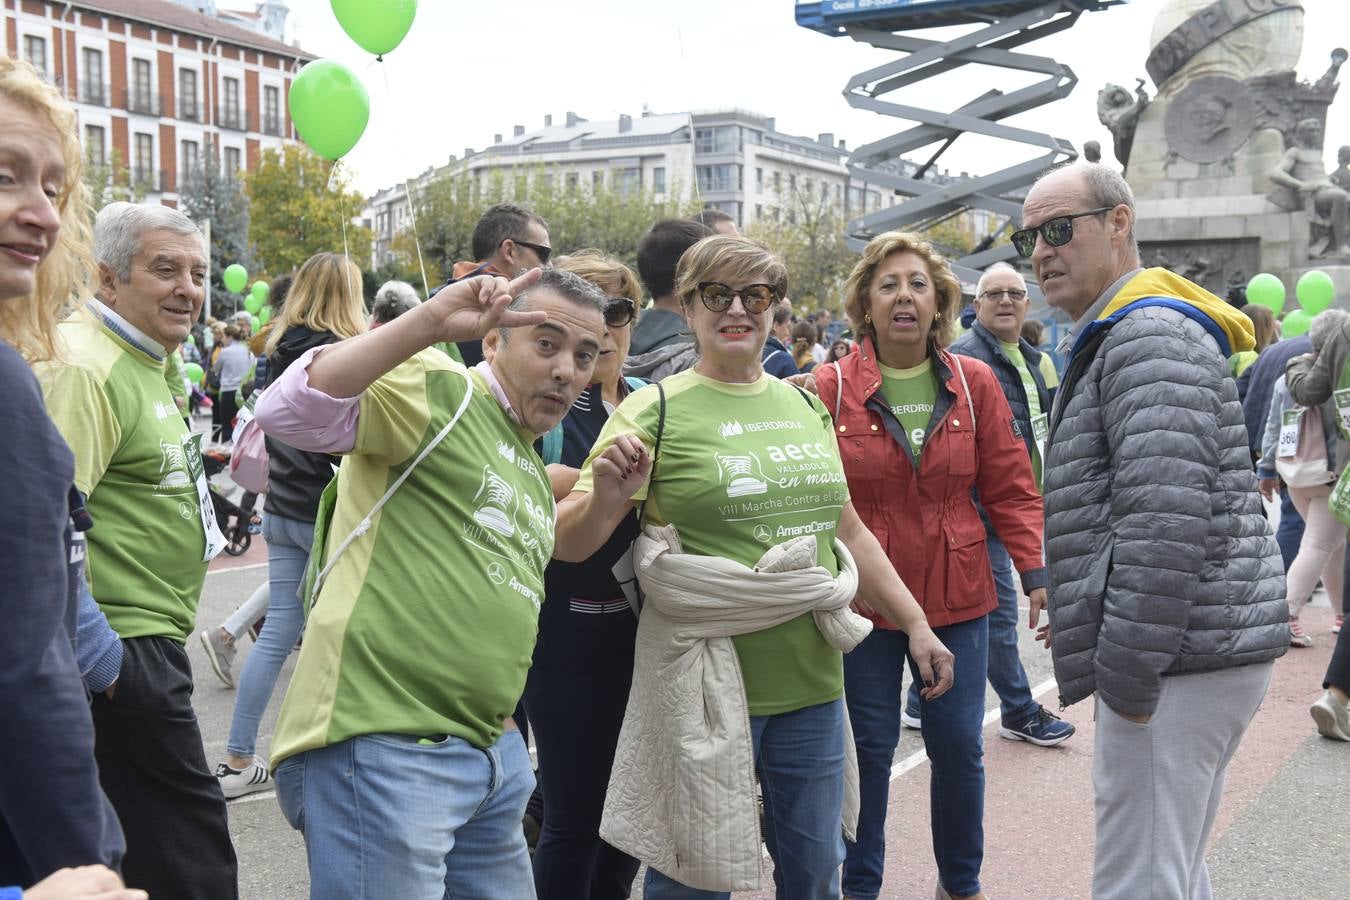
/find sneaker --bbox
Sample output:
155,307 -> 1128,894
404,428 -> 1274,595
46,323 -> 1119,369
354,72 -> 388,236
1289,618 -> 1314,648
1000,706 -> 1076,746
1310,691 -> 1350,741
198,628 -> 236,688
215,759 -> 272,799
1334,615 -> 1343,635
901,708 -> 922,730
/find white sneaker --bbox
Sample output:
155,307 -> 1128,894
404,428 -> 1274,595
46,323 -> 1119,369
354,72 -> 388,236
1310,691 -> 1350,742
901,709 -> 922,730
216,758 -> 271,799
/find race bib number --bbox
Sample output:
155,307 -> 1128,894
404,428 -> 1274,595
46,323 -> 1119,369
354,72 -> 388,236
1335,389 -> 1350,438
1278,408 -> 1303,459
1031,413 -> 1049,463
184,432 -> 227,561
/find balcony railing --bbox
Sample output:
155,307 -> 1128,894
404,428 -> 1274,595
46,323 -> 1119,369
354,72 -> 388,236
179,99 -> 203,122
74,78 -> 111,107
123,88 -> 163,116
217,107 -> 245,131
262,114 -> 283,137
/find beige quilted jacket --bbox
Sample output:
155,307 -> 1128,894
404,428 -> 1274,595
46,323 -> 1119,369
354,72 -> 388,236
599,524 -> 871,891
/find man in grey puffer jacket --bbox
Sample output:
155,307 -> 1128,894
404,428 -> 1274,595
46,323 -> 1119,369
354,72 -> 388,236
1020,164 -> 1288,900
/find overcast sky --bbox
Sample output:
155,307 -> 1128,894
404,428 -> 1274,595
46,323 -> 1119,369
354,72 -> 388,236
277,0 -> 1350,197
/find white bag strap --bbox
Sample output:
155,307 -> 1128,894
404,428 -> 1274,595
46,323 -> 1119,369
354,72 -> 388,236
833,360 -> 843,419
310,368 -> 475,602
951,354 -> 977,435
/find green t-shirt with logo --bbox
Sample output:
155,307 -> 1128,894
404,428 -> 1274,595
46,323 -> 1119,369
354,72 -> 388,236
270,350 -> 556,763
575,369 -> 849,717
1001,340 -> 1044,489
39,307 -> 209,642
878,359 -> 938,461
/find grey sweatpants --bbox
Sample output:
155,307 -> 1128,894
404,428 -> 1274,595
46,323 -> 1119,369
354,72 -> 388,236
1091,662 -> 1273,900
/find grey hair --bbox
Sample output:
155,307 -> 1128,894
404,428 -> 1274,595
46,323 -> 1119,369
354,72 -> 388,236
372,280 -> 421,324
1309,308 -> 1350,352
975,261 -> 1024,297
497,267 -> 605,342
93,202 -> 205,281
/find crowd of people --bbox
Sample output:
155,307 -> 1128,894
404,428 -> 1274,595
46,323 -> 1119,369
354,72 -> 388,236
2,48 -> 1345,900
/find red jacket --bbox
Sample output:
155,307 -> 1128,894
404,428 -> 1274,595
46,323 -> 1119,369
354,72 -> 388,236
815,336 -> 1046,629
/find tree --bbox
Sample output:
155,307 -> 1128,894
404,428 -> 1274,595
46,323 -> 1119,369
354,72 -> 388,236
245,144 -> 372,278
392,165 -> 699,286
747,177 -> 855,314
179,140 -> 253,314
82,147 -> 145,211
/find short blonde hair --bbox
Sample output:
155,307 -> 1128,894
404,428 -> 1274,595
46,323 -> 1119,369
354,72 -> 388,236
0,56 -> 93,363
675,235 -> 788,311
555,249 -> 642,305
843,231 -> 962,349
265,252 -> 366,353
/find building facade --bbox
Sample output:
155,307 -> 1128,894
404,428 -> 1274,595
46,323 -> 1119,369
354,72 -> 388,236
3,0 -> 313,206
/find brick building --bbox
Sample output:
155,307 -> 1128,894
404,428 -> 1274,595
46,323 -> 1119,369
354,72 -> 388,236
3,0 -> 314,206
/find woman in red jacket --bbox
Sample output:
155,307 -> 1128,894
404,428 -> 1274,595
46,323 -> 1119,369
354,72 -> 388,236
813,232 -> 1047,900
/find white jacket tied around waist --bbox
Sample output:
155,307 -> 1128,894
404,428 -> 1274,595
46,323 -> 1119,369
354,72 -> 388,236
600,524 -> 872,892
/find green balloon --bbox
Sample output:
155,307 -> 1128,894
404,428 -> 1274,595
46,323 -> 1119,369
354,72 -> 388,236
244,294 -> 263,315
289,59 -> 370,160
186,334 -> 195,345
223,263 -> 248,294
1283,308 -> 1313,338
251,280 -> 270,299
259,306 -> 272,325
1296,270 -> 1335,315
185,362 -> 204,385
250,315 -> 262,332
331,0 -> 418,57
1245,272 -> 1285,314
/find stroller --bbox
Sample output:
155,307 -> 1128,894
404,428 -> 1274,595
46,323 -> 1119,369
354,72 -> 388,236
201,445 -> 258,556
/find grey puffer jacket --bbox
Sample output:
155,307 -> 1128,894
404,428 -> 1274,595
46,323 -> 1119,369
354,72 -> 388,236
1044,276 -> 1288,717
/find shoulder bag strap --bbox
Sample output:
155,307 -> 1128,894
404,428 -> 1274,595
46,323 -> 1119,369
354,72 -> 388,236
832,361 -> 843,419
951,354 -> 977,436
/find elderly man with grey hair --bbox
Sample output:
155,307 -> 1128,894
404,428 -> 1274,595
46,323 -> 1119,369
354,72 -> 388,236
371,279 -> 421,326
1019,163 -> 1288,899
38,202 -> 239,899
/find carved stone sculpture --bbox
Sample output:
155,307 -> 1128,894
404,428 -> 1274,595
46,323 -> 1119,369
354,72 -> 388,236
1269,118 -> 1350,258
1098,79 -> 1151,172
1083,140 -> 1102,163
1331,146 -> 1350,191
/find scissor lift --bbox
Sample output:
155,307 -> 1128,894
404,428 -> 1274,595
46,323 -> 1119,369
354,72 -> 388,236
797,0 -> 1126,293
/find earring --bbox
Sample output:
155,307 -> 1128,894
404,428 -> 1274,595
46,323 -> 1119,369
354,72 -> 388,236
864,313 -> 872,326
934,312 -> 943,321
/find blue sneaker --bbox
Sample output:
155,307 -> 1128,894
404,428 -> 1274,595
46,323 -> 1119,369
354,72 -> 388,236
999,706 -> 1075,746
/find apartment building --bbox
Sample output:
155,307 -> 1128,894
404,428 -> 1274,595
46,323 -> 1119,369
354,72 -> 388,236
3,0 -> 313,206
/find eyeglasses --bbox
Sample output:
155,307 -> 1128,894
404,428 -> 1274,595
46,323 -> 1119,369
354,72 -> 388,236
508,238 -> 552,264
1009,207 -> 1112,258
978,288 -> 1028,302
696,282 -> 780,314
603,297 -> 636,328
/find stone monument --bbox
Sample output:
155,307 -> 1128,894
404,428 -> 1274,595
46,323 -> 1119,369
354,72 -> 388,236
1108,0 -> 1349,304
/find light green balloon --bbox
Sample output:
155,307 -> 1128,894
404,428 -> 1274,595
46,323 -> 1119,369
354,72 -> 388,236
186,334 -> 195,345
331,0 -> 418,57
244,294 -> 263,315
1296,270 -> 1335,315
251,280 -> 270,300
250,314 -> 262,332
289,59 -> 370,160
1245,272 -> 1285,314
259,306 -> 272,325
1283,308 -> 1313,338
223,264 -> 248,294
185,362 -> 204,385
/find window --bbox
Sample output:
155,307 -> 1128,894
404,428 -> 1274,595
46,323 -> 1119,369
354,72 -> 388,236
592,170 -> 603,189
134,133 -> 154,188
651,166 -> 666,193
789,173 -> 797,193
82,49 -> 105,104
179,69 -> 198,120
223,77 -> 241,129
773,171 -> 781,191
131,59 -> 153,114
756,167 -> 764,192
694,126 -> 737,154
84,125 -> 106,166
755,203 -> 763,220
696,164 -> 740,193
181,140 -> 199,175
614,167 -> 640,197
22,36 -> 46,77
565,171 -> 579,191
263,85 -> 280,135
224,146 -> 241,177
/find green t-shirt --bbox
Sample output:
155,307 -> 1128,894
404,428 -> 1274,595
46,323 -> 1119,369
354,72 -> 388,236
878,359 -> 938,461
575,369 -> 848,716
270,351 -> 555,763
1037,352 -> 1059,390
1001,340 -> 1045,489
165,349 -> 188,415
39,307 -> 209,642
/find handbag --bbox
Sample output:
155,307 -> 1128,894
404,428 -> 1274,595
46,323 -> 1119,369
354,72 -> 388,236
228,392 -> 269,494
1274,403 -> 1333,489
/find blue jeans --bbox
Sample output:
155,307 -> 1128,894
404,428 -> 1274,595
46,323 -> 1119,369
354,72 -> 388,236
225,513 -> 311,759
984,533 -> 1039,726
1276,487 -> 1307,572
642,698 -> 847,900
844,618 -> 989,899
275,730 -> 536,900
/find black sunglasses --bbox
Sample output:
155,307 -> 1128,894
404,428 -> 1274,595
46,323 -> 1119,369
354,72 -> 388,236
508,238 -> 552,264
1010,206 -> 1112,258
604,297 -> 636,328
696,282 -> 780,314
